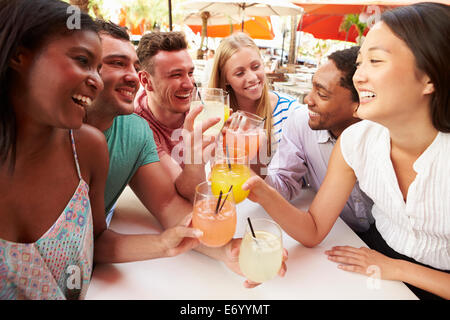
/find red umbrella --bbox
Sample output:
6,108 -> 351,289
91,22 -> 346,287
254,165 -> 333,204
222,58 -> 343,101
297,13 -> 368,42
292,0 -> 450,14
293,0 -> 450,42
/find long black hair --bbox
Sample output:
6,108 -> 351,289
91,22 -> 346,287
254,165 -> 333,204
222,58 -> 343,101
0,0 -> 98,170
381,2 -> 450,132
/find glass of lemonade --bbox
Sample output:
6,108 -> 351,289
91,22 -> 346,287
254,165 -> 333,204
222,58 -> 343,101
192,181 -> 236,247
210,148 -> 251,204
191,87 -> 226,136
224,110 -> 266,160
239,218 -> 283,283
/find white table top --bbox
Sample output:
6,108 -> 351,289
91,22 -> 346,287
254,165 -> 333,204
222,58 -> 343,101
86,187 -> 417,300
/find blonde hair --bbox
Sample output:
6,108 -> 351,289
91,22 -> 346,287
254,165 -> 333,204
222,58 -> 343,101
209,32 -> 273,155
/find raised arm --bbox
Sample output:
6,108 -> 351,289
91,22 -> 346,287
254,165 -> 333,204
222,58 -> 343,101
129,161 -> 192,228
78,124 -> 201,264
243,137 -> 356,247
174,104 -> 219,202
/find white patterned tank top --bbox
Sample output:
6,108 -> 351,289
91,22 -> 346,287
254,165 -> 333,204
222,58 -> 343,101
0,130 -> 94,299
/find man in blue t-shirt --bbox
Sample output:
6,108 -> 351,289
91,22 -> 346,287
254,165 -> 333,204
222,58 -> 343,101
84,20 -> 285,287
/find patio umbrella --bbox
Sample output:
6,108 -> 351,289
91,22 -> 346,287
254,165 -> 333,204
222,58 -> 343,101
183,1 -> 301,58
292,1 -> 385,42
187,16 -> 275,40
297,13 -> 368,42
292,0 -> 450,15
182,0 -> 303,28
293,0 -> 449,42
182,0 -> 302,60
184,11 -> 247,26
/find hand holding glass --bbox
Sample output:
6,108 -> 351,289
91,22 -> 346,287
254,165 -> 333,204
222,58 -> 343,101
191,87 -> 227,136
192,181 -> 236,247
210,149 -> 251,204
239,218 -> 283,283
223,110 -> 266,160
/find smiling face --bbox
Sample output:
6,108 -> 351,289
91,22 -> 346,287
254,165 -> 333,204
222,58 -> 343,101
142,49 -> 195,115
353,21 -> 433,127
223,47 -> 265,106
91,34 -> 140,117
304,59 -> 359,138
17,30 -> 103,129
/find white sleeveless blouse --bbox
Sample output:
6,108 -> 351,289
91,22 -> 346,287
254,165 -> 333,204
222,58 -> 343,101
340,120 -> 449,270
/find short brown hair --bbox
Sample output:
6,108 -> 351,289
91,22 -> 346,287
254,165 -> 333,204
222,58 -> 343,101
95,19 -> 129,41
137,31 -> 188,74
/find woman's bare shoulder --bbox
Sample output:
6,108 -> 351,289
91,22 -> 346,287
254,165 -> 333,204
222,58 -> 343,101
71,124 -> 109,180
268,91 -> 279,111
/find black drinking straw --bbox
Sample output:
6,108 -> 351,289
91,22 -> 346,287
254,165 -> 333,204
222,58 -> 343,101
225,145 -> 232,170
215,190 -> 223,214
194,82 -> 205,105
247,217 -> 257,238
218,185 -> 233,212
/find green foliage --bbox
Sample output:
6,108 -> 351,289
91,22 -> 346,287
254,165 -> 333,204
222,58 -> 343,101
339,14 -> 367,44
64,0 -> 190,30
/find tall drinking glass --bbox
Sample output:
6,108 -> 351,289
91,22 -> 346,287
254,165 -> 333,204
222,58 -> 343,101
224,91 -> 231,122
224,110 -> 266,160
210,148 -> 251,204
191,87 -> 226,136
192,181 -> 236,247
239,218 -> 283,283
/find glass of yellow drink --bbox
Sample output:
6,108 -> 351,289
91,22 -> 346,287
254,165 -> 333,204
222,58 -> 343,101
192,181 -> 236,247
239,218 -> 283,283
191,87 -> 226,136
210,149 -> 251,204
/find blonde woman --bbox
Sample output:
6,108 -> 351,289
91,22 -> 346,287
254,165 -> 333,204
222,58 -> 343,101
209,32 -> 301,174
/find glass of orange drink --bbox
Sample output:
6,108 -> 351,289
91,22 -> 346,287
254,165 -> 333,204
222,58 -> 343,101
223,110 -> 266,160
192,181 -> 236,247
210,148 -> 251,204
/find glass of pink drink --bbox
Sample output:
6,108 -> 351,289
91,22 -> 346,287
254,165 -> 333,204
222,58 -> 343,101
192,181 -> 237,247
223,110 -> 266,160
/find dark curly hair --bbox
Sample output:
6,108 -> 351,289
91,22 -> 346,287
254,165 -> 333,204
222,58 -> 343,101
328,46 -> 360,103
136,31 -> 188,75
